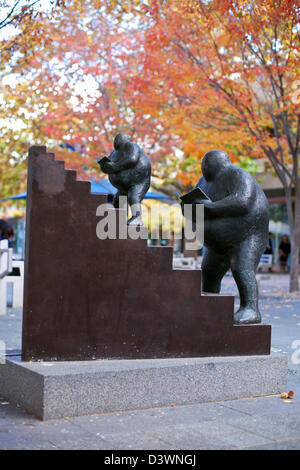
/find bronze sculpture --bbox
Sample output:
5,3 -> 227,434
182,149 -> 269,325
98,133 -> 151,226
21,146 -> 271,361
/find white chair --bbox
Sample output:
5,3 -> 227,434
258,254 -> 272,271
173,256 -> 196,269
0,240 -> 13,316
173,257 -> 183,268
6,260 -> 24,308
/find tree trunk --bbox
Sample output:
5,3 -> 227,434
290,180 -> 300,292
290,230 -> 299,292
285,184 -> 300,292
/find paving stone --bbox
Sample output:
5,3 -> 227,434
146,421 -> 274,450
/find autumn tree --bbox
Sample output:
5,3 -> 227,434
129,0 -> 300,291
1,0 -> 299,291
0,0 -> 176,200
0,0 -> 67,198
0,0 -> 43,30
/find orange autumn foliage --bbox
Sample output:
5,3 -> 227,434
1,0 -> 299,193
129,0 -> 299,186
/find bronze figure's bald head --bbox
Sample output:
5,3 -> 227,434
114,133 -> 131,149
201,150 -> 231,181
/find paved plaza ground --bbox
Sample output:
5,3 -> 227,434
0,273 -> 300,450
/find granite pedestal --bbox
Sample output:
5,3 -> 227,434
0,355 -> 287,420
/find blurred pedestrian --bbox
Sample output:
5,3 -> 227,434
279,235 -> 291,272
264,232 -> 273,272
0,220 -> 14,248
0,219 -> 7,238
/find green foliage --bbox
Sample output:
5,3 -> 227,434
234,157 -> 261,176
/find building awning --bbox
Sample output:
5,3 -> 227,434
1,180 -> 174,202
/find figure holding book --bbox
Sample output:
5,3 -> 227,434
98,133 -> 151,226
180,149 -> 269,325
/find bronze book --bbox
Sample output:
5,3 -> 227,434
176,186 -> 210,204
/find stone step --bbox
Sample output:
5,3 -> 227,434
0,356 -> 287,420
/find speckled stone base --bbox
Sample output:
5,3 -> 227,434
0,355 -> 287,420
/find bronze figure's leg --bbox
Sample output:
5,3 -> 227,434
230,236 -> 262,324
127,181 -> 149,226
113,190 -> 127,209
202,248 -> 231,294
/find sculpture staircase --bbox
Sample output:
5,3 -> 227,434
22,146 -> 271,361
